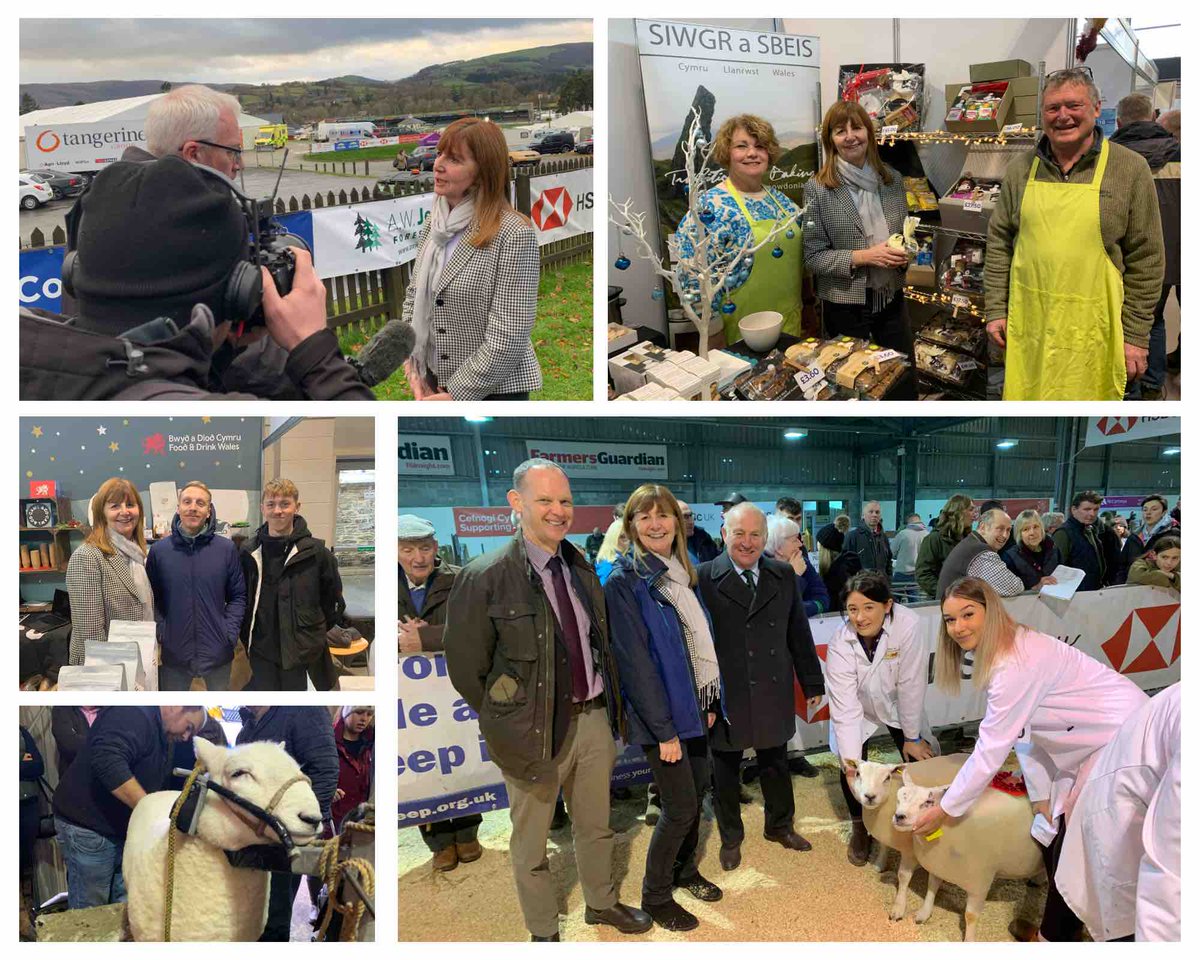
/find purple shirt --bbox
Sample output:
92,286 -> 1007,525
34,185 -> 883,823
524,538 -> 603,701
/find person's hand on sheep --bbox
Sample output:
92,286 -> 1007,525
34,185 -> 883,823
901,739 -> 934,762
910,800 -> 949,837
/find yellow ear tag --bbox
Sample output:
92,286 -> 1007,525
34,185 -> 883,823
923,828 -> 944,841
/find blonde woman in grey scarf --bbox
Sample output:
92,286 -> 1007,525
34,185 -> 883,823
401,118 -> 542,401
803,101 -> 916,397
603,484 -> 724,932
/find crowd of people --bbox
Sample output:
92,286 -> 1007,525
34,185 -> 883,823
19,705 -> 375,940
66,476 -> 350,691
399,459 -> 1180,941
674,70 -> 1179,401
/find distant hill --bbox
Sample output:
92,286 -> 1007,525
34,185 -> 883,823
20,42 -> 592,120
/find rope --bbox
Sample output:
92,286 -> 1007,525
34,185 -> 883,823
314,816 -> 376,942
163,759 -> 207,942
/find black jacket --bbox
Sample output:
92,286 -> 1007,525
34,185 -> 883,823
20,305 -> 374,401
1052,517 -> 1107,590
51,705 -> 95,777
844,522 -> 893,577
1110,120 -> 1180,286
696,553 -> 824,752
1002,539 -> 1062,590
239,516 -> 344,674
236,707 -> 339,821
52,706 -> 168,839
687,527 -> 721,564
398,559 -> 460,652
443,535 -> 625,784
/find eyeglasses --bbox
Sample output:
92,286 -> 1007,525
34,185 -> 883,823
1045,65 -> 1094,83
193,139 -> 244,160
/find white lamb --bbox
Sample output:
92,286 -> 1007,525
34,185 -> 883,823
844,754 -> 970,921
892,769 -> 1044,941
123,737 -> 322,941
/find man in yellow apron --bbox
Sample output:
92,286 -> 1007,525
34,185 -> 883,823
983,68 -> 1164,401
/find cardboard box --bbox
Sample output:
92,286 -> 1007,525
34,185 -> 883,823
906,263 -> 936,288
1006,76 -> 1041,98
970,59 -> 1031,82
1013,94 -> 1039,116
945,81 -> 1014,134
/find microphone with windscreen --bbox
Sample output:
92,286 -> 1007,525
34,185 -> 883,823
347,319 -> 418,387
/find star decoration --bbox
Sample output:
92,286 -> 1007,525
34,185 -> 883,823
31,427 -> 43,438
109,442 -> 120,453
179,461 -> 186,468
123,420 -> 130,426
201,417 -> 212,424
49,456 -> 56,462
97,426 -> 107,436
25,471 -> 32,478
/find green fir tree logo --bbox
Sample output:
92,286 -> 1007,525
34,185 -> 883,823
353,213 -> 382,252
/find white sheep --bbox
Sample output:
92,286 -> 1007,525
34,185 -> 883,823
892,769 -> 1044,941
844,754 -> 970,921
123,737 -> 322,941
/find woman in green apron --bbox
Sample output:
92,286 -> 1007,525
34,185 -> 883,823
803,101 -> 916,387
674,114 -> 803,344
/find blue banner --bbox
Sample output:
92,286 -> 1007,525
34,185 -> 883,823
18,247 -> 65,312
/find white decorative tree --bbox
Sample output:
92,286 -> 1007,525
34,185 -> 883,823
609,107 -> 801,360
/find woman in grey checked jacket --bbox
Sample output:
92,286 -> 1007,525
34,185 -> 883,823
803,101 -> 916,397
65,477 -> 155,665
402,117 -> 542,401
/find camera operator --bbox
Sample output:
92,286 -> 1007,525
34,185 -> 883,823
20,155 -> 375,400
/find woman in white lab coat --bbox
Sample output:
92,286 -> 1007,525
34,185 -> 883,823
1055,682 -> 1180,941
826,570 -> 939,865
911,576 -> 1148,941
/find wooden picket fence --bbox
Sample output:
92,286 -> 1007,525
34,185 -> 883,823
20,156 -> 593,334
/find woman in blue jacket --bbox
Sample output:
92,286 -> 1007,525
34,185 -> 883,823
766,514 -> 830,617
604,484 -> 723,933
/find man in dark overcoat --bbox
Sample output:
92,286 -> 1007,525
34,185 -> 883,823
697,502 -> 825,871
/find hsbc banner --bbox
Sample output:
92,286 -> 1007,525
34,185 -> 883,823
400,584 -> 1178,820
527,169 -> 594,242
525,440 -> 669,479
24,120 -> 149,173
398,434 -> 455,476
307,168 -> 592,279
1084,416 -> 1180,448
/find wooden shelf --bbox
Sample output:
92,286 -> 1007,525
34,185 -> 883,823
18,527 -> 83,534
19,566 -> 67,575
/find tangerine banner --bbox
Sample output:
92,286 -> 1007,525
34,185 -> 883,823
24,120 -> 149,172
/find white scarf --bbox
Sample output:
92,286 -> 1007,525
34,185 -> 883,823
658,555 -> 722,712
109,531 -> 155,620
837,156 -> 898,311
409,194 -> 476,380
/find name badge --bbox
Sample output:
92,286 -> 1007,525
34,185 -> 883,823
884,649 -> 899,660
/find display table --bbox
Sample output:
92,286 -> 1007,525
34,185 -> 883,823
723,334 -> 917,401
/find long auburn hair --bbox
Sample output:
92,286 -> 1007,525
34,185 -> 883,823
437,118 -> 528,247
621,484 -> 697,587
935,577 -> 1018,693
84,477 -> 147,556
813,100 -> 892,189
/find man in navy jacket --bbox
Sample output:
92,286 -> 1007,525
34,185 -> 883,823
147,481 -> 246,691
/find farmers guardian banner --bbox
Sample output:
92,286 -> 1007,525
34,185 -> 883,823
400,584 -> 1179,823
524,440 -> 669,479
635,19 -> 821,241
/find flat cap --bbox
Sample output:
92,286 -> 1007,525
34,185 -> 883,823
397,514 -> 436,540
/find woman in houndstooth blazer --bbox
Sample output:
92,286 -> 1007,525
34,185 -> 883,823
65,478 -> 155,665
804,101 -> 916,392
402,118 -> 541,401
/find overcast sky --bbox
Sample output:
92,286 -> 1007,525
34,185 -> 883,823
20,19 -> 592,85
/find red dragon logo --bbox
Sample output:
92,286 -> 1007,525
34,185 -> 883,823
143,433 -> 166,456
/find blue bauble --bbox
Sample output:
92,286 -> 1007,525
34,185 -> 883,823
651,289 -> 664,301
721,302 -> 737,314
699,206 -> 716,225
683,184 -> 690,195
771,246 -> 784,258
745,255 -> 754,267
785,229 -> 796,239
614,256 -> 631,270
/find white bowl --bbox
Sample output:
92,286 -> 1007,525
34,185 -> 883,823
738,311 -> 783,351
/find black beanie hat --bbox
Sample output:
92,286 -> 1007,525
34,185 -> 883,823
72,155 -> 247,329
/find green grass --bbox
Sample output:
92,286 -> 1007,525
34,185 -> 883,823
301,145 -> 408,164
336,255 -> 592,401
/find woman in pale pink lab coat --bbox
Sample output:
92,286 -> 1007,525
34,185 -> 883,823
911,576 -> 1148,941
1056,682 -> 1180,941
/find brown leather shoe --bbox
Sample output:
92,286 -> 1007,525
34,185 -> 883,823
583,902 -> 653,934
764,828 -> 812,852
431,846 -> 458,872
456,839 -> 483,863
719,844 -> 741,871
847,820 -> 870,866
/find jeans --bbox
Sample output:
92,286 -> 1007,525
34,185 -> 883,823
1129,284 -> 1178,396
641,736 -> 709,906
159,659 -> 232,691
54,817 -> 126,910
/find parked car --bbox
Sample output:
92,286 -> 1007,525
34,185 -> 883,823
376,170 -> 432,191
531,131 -> 575,155
575,137 -> 594,155
19,175 -> 53,210
25,169 -> 85,199
509,148 -> 541,170
393,144 -> 439,171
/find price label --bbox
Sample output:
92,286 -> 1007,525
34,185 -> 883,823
963,199 -> 984,213
793,366 -> 827,399
881,124 -> 899,136
1002,122 -> 1023,134
957,358 -> 979,371
869,349 -> 904,364
951,294 -> 971,309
